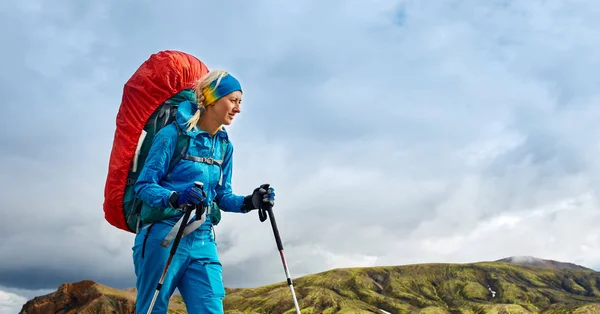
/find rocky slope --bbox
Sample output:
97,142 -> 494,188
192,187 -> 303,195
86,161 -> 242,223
19,258 -> 600,314
18,280 -> 135,314
18,280 -> 186,314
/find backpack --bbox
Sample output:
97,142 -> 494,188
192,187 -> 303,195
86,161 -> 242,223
103,50 -> 224,233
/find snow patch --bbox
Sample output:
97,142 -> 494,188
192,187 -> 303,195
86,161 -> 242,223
488,285 -> 496,298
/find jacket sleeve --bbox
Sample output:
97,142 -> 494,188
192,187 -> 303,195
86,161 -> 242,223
215,141 -> 246,212
134,126 -> 177,209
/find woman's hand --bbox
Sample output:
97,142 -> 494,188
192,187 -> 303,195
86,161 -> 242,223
241,183 -> 275,213
169,183 -> 208,208
251,183 -> 275,209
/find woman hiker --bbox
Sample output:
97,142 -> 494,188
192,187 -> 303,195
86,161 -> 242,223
131,70 -> 275,313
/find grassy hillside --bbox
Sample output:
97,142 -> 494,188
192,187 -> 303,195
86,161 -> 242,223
221,261 -> 600,313
19,260 -> 600,314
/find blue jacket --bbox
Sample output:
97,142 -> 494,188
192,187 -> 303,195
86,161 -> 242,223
134,100 -> 245,226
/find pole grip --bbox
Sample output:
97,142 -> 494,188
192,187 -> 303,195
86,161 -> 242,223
194,181 -> 208,220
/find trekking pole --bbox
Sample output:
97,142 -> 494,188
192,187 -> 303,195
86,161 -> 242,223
263,198 -> 301,313
146,182 -> 205,314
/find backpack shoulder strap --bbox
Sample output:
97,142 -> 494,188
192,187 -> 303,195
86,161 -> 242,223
168,122 -> 189,174
222,137 -> 229,157
217,137 -> 229,186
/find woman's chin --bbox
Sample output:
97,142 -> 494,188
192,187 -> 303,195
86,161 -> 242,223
225,115 -> 237,125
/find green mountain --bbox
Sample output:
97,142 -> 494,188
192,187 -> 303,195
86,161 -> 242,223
19,257 -> 600,314
223,258 -> 600,313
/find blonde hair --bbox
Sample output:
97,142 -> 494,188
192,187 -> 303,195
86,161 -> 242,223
185,69 -> 229,132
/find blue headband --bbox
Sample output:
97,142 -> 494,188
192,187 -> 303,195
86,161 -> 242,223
202,73 -> 242,105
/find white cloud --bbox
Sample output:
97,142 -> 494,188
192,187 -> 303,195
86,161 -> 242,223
0,290 -> 27,314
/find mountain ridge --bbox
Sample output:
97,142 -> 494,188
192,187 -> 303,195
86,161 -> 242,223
18,256 -> 600,314
494,256 -> 594,272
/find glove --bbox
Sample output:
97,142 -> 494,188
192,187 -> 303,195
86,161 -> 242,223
169,183 -> 207,208
241,183 -> 275,213
252,183 -> 275,209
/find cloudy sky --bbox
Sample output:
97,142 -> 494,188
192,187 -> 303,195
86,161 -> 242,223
1,0 -> 600,312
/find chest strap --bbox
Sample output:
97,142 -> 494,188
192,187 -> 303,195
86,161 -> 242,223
181,154 -> 225,185
181,155 -> 223,166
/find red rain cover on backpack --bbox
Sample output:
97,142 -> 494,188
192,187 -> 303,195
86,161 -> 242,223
103,50 -> 209,232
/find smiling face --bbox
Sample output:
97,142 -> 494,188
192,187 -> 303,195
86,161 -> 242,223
207,90 -> 242,126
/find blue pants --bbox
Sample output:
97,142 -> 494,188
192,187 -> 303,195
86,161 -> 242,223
132,220 -> 225,314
